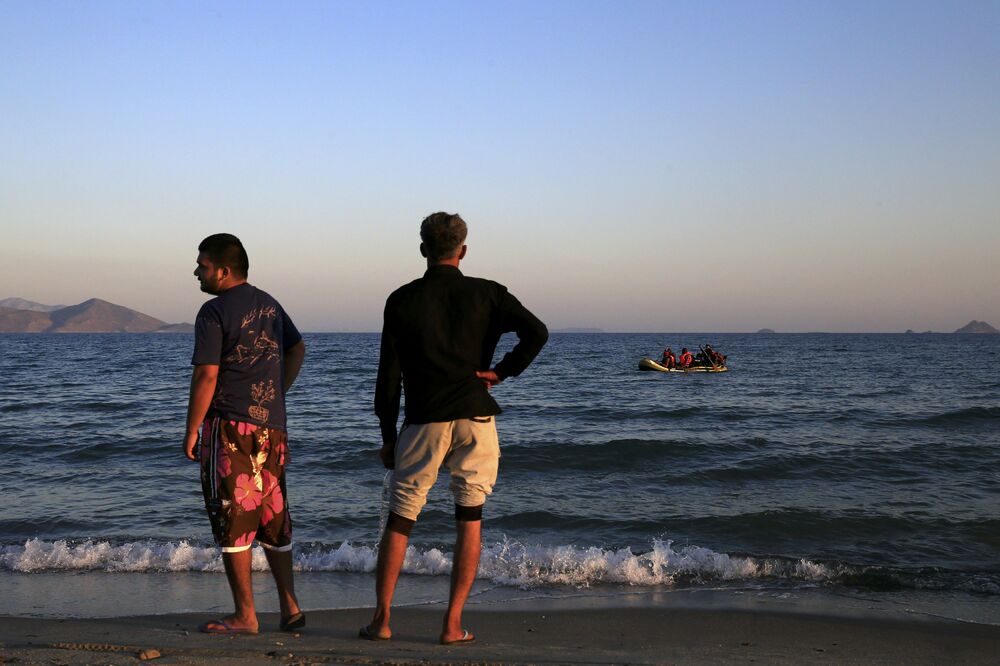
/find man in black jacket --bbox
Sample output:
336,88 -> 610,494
363,212 -> 548,645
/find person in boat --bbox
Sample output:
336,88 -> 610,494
660,347 -> 676,369
703,344 -> 724,367
678,347 -> 693,368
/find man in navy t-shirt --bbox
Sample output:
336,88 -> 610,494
183,233 -> 307,635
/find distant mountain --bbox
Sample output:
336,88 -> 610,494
954,320 -> 999,334
0,307 -> 53,332
756,328 -> 776,334
0,297 -> 65,312
552,327 -> 604,333
46,298 -> 168,333
0,298 -> 193,333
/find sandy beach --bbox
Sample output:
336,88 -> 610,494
2,605 -> 998,665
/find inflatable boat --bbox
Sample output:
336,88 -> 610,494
638,358 -> 729,373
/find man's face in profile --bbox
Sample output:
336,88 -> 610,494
194,252 -> 224,294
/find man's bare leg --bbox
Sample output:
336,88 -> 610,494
441,516 -> 481,644
202,549 -> 259,632
366,514 -> 412,639
263,548 -> 301,622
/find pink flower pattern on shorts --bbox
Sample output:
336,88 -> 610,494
261,469 -> 285,525
201,418 -> 292,551
274,440 -> 289,467
260,469 -> 278,495
233,531 -> 255,549
233,421 -> 258,437
234,473 -> 263,512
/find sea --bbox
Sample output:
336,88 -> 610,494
1,332 -> 998,624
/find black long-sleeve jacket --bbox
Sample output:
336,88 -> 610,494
374,265 -> 548,428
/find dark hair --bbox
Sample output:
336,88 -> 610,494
420,212 -> 468,261
198,233 -> 249,278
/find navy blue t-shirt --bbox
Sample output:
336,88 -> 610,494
191,283 -> 302,430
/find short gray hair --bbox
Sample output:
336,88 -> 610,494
420,212 -> 468,260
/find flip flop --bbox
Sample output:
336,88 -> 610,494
358,625 -> 390,641
199,618 -> 259,635
280,612 -> 306,632
441,629 -> 475,646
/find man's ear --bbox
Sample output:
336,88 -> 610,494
458,245 -> 467,260
419,242 -> 427,258
220,265 -> 231,279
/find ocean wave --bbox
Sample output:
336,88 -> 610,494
4,537 -> 995,595
63,400 -> 141,413
508,434 -> 786,459
666,449 -> 929,483
500,438 -> 724,471
0,537 -> 829,586
478,539 -> 834,588
892,406 -> 1000,427
0,539 -> 234,574
500,438 -> 945,480
529,404 -> 708,422
933,406 -> 1000,423
0,403 -> 37,413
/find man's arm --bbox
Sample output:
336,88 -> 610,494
374,310 -> 402,469
183,364 -> 219,461
491,291 -> 548,382
283,340 -> 305,393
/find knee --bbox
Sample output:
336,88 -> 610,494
386,512 -> 415,537
454,504 -> 483,522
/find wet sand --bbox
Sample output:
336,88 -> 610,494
1,605 -> 998,665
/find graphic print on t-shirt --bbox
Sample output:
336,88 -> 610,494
248,379 -> 276,423
191,283 -> 302,430
226,307 -> 281,366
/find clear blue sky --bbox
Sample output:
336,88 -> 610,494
2,1 -> 998,331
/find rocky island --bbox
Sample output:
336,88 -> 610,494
953,320 -> 998,334
905,321 -> 998,335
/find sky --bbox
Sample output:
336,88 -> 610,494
1,1 -> 998,332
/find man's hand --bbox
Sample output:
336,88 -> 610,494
476,370 -> 502,389
379,442 -> 395,469
184,364 -> 218,461
378,421 -> 398,469
183,431 -> 200,462
283,340 -> 305,393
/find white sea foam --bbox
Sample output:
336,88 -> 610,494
1,539 -> 229,573
1,537 -> 840,588
478,538 -> 836,587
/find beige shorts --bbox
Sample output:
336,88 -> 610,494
389,417 -> 500,521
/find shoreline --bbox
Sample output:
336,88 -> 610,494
2,604 -> 999,665
4,568 -> 999,627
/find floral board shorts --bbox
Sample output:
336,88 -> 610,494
199,417 -> 293,553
